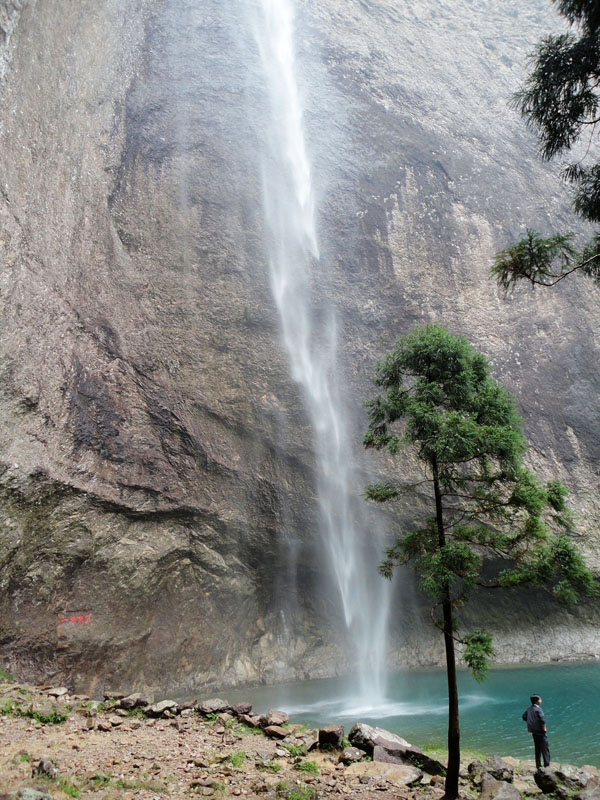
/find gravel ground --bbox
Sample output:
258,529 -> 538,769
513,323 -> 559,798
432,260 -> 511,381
0,683 -> 449,800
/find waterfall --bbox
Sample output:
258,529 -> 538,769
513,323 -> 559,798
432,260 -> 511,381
251,0 -> 391,704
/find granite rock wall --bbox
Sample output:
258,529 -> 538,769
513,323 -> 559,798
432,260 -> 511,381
0,0 -> 598,694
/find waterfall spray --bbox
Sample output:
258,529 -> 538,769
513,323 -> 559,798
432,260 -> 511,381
252,0 -> 391,705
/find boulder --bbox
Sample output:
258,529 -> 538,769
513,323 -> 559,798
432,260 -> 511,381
46,688 -> 68,698
238,713 -> 261,728
534,766 -> 597,796
514,778 -> 542,795
119,693 -> 151,709
17,790 -> 55,800
232,703 -> 253,716
196,698 -> 231,715
147,700 -> 179,717
574,788 -> 600,800
469,757 -> 515,784
480,774 -> 522,800
345,761 -> 423,786
319,724 -> 344,747
297,729 -> 320,752
348,724 -> 444,777
373,744 -> 403,764
260,709 -> 288,727
556,765 -> 596,790
31,758 -> 58,780
264,725 -> 288,739
535,768 -> 559,794
339,746 -> 365,764
348,722 -> 411,753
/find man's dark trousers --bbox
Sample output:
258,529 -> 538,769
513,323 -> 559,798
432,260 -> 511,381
532,732 -> 550,769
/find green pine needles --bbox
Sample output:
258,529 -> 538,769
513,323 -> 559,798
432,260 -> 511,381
364,324 -> 596,800
492,0 -> 600,291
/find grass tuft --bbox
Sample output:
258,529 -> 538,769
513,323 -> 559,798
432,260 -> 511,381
293,760 -> 319,775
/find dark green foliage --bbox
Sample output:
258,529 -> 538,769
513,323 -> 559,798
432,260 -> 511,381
366,324 -> 595,636
493,0 -> 600,290
365,324 -> 597,799
463,631 -> 495,683
515,0 -> 600,182
493,229 -> 600,289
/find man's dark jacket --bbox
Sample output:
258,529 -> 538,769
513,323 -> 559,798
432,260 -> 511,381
522,704 -> 546,734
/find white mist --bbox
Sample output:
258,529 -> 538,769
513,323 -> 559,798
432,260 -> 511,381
251,0 -> 391,706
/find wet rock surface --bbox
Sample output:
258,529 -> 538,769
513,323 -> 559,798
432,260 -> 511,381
0,0 -> 599,693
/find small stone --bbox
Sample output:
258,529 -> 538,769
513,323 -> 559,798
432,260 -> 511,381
97,721 -> 112,731
339,747 -> 364,765
109,715 -> 124,726
46,687 -> 69,698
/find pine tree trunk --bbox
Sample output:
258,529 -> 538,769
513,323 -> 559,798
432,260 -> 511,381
443,596 -> 460,799
432,456 -> 460,800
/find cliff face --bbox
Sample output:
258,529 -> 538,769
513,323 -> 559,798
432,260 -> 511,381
0,0 -> 599,695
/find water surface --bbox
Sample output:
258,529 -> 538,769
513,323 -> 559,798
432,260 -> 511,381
225,661 -> 600,767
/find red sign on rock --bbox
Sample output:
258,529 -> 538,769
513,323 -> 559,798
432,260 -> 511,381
58,612 -> 91,625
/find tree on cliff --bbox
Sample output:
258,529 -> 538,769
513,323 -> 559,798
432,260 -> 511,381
492,0 -> 600,290
363,324 -> 597,800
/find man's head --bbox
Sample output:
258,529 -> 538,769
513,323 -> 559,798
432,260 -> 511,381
530,694 -> 542,705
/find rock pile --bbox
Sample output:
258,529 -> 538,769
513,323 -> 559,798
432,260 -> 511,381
1,681 -> 599,800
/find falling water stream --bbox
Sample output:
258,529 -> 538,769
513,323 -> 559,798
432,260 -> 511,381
251,0 -> 391,705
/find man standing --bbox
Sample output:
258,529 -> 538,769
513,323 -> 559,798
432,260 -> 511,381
522,694 -> 551,769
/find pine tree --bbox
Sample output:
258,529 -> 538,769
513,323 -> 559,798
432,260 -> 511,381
493,0 -> 600,289
364,324 -> 597,800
